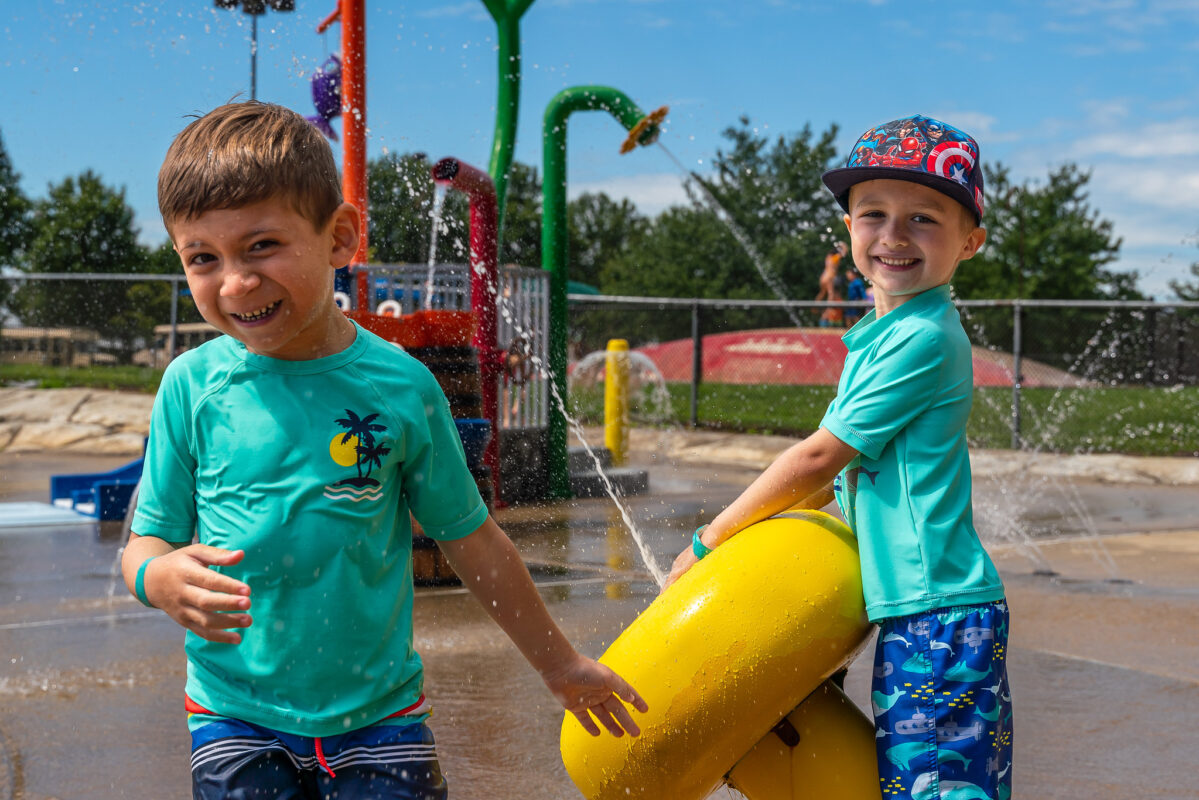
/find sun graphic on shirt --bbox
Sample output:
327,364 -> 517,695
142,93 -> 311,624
329,434 -> 359,467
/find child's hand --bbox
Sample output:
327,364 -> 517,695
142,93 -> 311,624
144,545 -> 252,644
662,545 -> 700,592
540,654 -> 649,738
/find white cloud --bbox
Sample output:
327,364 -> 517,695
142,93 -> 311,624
568,172 -> 690,216
1074,118 -> 1199,158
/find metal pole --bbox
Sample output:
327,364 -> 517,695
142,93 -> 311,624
1011,302 -> 1023,450
341,0 -> 370,311
168,279 -> 179,365
690,301 -> 701,429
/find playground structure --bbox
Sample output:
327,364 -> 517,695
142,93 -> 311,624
313,0 -> 665,504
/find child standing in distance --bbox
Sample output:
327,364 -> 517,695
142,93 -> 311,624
123,102 -> 646,800
666,115 -> 1011,800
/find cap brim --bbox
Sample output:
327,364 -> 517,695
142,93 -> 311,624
822,166 -> 979,222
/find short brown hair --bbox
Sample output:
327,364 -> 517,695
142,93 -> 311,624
158,102 -> 341,235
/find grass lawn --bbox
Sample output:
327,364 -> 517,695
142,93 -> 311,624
0,363 -> 163,393
570,382 -> 1199,457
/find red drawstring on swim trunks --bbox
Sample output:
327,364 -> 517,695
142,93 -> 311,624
314,737 -> 336,778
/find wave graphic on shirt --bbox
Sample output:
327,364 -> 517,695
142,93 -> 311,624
323,479 -> 384,502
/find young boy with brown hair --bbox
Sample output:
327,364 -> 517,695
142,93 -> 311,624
123,101 -> 645,799
668,115 -> 1012,800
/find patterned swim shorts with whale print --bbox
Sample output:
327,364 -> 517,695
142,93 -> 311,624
871,600 -> 1012,800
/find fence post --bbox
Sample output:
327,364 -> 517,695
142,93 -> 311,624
1145,307 -> 1157,384
168,278 -> 180,366
1010,301 -> 1022,450
690,301 -> 702,428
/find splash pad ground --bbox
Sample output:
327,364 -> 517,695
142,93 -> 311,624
0,438 -> 1196,799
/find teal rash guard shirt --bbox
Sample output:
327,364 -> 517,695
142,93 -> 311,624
820,286 -> 1004,622
131,323 -> 489,737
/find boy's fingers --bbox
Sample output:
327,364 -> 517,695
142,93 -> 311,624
604,698 -> 641,737
605,671 -> 648,713
187,545 -> 246,567
188,586 -> 251,612
187,608 -> 252,634
188,566 -> 250,597
589,702 -> 626,738
572,709 -> 601,737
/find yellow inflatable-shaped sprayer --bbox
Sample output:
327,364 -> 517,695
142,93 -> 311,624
560,509 -> 879,799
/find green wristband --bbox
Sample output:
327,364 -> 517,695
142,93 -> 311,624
692,526 -> 714,560
135,557 -> 157,608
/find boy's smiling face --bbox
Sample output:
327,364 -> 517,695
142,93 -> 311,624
172,197 -> 359,360
844,179 -> 986,316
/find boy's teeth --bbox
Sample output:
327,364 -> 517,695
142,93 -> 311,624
233,301 -> 280,321
878,257 -> 918,266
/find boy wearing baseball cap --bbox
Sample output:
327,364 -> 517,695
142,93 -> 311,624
667,115 -> 1012,799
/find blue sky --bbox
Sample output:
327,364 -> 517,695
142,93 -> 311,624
3,0 -> 1199,298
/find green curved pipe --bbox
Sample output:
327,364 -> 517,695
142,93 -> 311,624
481,0 -> 535,252
542,85 -> 663,498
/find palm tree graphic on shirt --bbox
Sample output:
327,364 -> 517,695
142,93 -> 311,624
325,409 -> 390,501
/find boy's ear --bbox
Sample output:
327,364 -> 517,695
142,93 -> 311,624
328,202 -> 361,269
959,225 -> 987,262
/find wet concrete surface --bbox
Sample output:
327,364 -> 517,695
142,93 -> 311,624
1,447 -> 1197,799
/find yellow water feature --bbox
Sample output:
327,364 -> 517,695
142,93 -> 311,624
560,509 -> 877,799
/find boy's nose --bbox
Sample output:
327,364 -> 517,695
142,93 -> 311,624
880,221 -> 910,248
220,269 -> 261,297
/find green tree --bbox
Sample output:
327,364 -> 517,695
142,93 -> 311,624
953,163 -> 1143,377
367,153 -> 469,265
956,163 -> 1133,300
11,171 -> 152,356
567,192 -> 647,289
1169,260 -> 1199,301
0,129 -> 32,312
583,118 -> 844,348
499,160 -> 542,268
600,118 -> 843,304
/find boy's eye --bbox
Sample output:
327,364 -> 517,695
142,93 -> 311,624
250,239 -> 279,252
186,253 -> 216,268
912,214 -> 938,224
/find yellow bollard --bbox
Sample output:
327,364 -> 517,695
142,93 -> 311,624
604,339 -> 629,466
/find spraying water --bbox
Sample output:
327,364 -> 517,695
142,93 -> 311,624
424,186 -> 447,310
656,142 -> 809,330
465,252 -> 668,586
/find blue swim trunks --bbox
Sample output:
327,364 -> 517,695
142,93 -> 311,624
189,698 -> 447,800
871,601 -> 1013,800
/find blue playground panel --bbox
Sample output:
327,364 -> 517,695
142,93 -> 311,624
50,457 -> 143,522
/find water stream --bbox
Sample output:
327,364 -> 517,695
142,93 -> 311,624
656,142 -> 808,330
424,186 -> 447,310
460,253 -> 669,587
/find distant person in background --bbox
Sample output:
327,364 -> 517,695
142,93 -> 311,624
844,266 -> 866,327
817,242 -> 847,327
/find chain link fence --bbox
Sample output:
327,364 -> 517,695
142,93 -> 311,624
566,295 -> 1199,457
3,273 -> 1198,456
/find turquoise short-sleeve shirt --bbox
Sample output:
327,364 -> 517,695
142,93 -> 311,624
131,323 -> 488,736
820,286 -> 1004,621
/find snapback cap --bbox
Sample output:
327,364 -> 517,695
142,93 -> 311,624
822,114 -> 984,222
